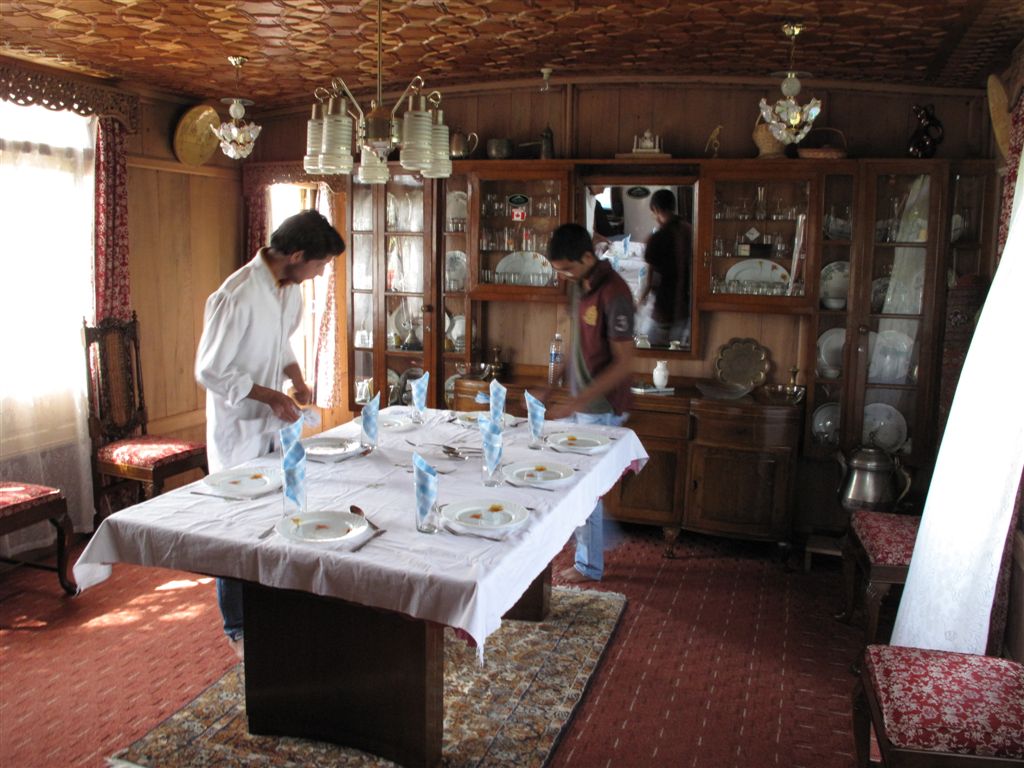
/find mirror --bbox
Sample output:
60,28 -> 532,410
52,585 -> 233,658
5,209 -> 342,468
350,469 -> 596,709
581,180 -> 697,353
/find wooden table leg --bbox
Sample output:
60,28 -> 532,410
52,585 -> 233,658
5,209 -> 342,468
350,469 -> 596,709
502,563 -> 551,621
242,581 -> 443,768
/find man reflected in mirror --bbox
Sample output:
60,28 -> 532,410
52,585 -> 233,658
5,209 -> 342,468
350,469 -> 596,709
640,189 -> 691,347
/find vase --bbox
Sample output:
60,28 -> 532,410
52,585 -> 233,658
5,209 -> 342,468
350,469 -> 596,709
653,360 -> 669,389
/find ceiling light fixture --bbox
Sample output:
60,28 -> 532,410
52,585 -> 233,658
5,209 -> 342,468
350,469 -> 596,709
211,56 -> 261,160
304,0 -> 449,183
758,23 -> 821,145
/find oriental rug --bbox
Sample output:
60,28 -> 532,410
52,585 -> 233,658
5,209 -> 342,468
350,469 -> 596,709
108,587 -> 625,768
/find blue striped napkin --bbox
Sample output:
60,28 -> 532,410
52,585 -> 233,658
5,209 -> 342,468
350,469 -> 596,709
524,389 -> 546,442
279,415 -> 306,515
412,452 -> 438,531
361,392 -> 380,447
410,371 -> 429,414
478,415 -> 503,477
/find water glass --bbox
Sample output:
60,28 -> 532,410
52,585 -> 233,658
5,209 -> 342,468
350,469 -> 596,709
360,424 -> 377,451
417,501 -> 439,534
482,460 -> 502,486
282,481 -> 306,521
529,423 -> 543,450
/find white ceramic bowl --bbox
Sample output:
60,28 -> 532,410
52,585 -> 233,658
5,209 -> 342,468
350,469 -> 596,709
822,297 -> 847,310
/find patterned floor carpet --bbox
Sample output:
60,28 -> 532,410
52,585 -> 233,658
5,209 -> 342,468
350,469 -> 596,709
108,588 -> 626,768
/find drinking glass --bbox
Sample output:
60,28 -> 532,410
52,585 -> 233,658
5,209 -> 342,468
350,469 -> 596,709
528,420 -> 543,450
417,502 -> 439,534
482,460 -> 502,486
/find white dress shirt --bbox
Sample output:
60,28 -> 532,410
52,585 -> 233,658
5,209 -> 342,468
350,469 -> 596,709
195,250 -> 302,472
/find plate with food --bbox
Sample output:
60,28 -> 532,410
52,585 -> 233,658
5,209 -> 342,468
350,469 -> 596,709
275,510 -> 369,543
301,436 -> 363,462
545,431 -> 612,454
502,460 -> 575,487
441,499 -> 529,531
202,467 -> 282,497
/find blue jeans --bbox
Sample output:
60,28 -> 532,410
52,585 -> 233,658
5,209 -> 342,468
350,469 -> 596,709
562,411 -> 627,580
217,577 -> 244,641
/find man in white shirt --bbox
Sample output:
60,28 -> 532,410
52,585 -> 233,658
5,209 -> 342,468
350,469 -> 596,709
195,209 -> 345,658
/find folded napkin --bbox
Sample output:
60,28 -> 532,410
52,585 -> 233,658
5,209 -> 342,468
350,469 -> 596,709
279,415 -> 306,515
524,389 -> 546,440
361,392 -> 380,446
410,371 -> 429,414
412,452 -> 438,531
473,378 -> 507,428
478,415 -> 503,476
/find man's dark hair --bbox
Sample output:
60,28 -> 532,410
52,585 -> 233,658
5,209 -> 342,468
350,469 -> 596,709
270,209 -> 346,261
548,223 -> 594,263
650,189 -> 677,215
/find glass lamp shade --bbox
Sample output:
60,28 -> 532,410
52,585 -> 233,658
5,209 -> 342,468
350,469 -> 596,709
319,99 -> 354,175
357,146 -> 390,184
421,120 -> 451,179
399,96 -> 433,171
758,95 -> 821,145
210,119 -> 261,159
303,103 -> 325,174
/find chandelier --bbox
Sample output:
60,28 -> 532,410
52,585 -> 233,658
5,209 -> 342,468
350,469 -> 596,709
304,0 -> 450,183
758,23 -> 821,145
211,56 -> 262,160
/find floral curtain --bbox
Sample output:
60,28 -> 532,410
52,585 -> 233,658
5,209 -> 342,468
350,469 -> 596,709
245,186 -> 269,264
93,116 -> 132,322
997,96 -> 1024,260
314,185 -> 344,408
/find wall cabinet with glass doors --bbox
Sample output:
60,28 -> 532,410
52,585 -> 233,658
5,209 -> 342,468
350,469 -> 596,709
806,161 -> 947,469
347,167 -> 437,410
696,162 -> 820,313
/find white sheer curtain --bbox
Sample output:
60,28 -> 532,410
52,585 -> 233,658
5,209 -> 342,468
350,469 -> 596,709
892,167 -> 1024,652
0,101 -> 96,552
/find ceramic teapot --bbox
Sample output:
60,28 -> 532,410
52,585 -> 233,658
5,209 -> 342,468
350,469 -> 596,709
449,130 -> 478,159
837,446 -> 911,512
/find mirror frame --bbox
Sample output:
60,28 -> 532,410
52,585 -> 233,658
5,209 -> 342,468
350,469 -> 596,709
577,171 -> 701,359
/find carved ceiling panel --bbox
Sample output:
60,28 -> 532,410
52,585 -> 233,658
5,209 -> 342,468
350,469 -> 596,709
1,1 -> 1021,108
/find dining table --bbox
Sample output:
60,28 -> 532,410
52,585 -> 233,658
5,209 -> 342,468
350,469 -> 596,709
73,406 -> 648,768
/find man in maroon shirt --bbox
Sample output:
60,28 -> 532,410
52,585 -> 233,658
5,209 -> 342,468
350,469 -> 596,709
546,223 -> 636,582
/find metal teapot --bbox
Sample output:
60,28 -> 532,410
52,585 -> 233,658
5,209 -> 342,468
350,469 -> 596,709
449,130 -> 478,159
837,446 -> 911,512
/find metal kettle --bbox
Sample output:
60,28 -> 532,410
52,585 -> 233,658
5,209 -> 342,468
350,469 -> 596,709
837,446 -> 911,512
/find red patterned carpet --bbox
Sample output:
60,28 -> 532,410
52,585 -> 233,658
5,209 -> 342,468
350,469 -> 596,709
0,524 -> 862,768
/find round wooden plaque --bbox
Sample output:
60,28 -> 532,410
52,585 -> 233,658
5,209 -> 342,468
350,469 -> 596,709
173,105 -> 221,166
987,74 -> 1010,161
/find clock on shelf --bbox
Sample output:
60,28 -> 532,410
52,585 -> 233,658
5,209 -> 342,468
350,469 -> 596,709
172,105 -> 221,166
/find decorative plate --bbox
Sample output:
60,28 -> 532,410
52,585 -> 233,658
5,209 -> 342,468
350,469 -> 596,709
812,402 -> 841,444
446,190 -> 469,219
713,338 -> 770,389
172,105 -> 221,167
816,328 -> 846,378
820,260 -> 850,299
445,250 -> 468,285
495,251 -> 553,279
695,379 -> 752,400
868,330 -> 914,384
723,258 -> 790,284
862,402 -> 908,452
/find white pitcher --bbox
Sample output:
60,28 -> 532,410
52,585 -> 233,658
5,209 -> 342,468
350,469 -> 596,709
653,360 -> 669,389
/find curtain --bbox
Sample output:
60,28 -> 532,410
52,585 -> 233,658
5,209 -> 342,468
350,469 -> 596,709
891,162 -> 1024,654
0,101 -> 97,548
245,186 -> 269,264
93,117 -> 132,322
314,184 -> 343,408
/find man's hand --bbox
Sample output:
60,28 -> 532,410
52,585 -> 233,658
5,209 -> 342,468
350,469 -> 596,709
267,390 -> 302,422
291,379 -> 313,406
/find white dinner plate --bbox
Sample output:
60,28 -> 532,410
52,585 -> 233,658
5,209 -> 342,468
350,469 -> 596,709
454,411 -> 506,427
724,258 -> 791,284
502,460 -> 575,487
446,190 -> 468,219
354,413 -> 415,431
545,431 -> 612,454
820,260 -> 850,299
495,251 -> 553,280
811,403 -> 841,444
202,467 -> 282,497
302,436 -> 363,462
445,250 -> 467,285
441,499 -> 529,531
862,402 -> 908,453
275,510 -> 369,543
868,330 -> 914,384
816,328 -> 846,378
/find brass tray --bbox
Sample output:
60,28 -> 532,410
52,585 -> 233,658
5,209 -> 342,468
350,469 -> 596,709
713,338 -> 770,389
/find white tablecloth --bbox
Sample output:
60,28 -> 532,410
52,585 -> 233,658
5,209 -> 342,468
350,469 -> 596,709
74,407 -> 648,652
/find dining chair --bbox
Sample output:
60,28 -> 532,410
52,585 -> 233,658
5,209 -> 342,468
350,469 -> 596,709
82,312 -> 207,527
0,482 -> 77,595
837,509 -> 921,647
852,644 -> 1024,767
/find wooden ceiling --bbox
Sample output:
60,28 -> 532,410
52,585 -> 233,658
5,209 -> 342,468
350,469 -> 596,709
2,1 -> 1022,108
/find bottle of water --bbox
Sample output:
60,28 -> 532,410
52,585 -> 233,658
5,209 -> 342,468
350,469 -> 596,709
548,333 -> 564,387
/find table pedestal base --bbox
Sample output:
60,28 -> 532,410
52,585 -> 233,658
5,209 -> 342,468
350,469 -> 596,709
242,564 -> 551,768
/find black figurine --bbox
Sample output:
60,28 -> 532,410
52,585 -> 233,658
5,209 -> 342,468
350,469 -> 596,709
907,104 -> 944,158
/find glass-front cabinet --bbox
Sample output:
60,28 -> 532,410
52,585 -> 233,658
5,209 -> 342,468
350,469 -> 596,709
807,162 -> 945,466
348,168 -> 436,409
947,160 -> 1000,281
697,162 -> 819,311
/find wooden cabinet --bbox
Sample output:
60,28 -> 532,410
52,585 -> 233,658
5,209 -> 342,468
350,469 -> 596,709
685,398 -> 802,543
603,402 -> 688,529
347,168 -> 437,409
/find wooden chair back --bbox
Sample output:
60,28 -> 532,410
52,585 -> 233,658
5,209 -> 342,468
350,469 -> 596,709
82,311 -> 148,445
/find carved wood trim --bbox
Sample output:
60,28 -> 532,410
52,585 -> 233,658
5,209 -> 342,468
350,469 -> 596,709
242,161 -> 348,196
0,61 -> 139,133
